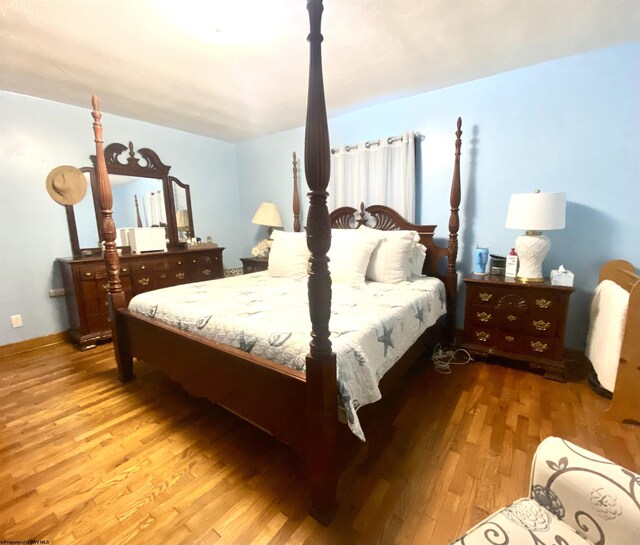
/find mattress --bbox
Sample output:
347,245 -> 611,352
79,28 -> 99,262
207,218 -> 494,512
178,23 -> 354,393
128,271 -> 446,440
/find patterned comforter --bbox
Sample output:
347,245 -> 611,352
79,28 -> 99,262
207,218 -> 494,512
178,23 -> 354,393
128,272 -> 446,440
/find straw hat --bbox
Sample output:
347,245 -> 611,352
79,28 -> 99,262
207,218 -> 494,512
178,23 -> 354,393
46,165 -> 87,206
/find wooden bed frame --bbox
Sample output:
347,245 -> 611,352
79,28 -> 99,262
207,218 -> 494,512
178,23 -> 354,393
596,260 -> 640,425
89,0 -> 462,524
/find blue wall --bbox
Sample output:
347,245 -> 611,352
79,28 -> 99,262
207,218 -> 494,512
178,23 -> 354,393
0,92 -> 241,345
237,43 -> 640,350
1,43 -> 638,350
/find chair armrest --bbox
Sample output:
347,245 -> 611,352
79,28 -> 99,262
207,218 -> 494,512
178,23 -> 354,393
529,436 -> 640,545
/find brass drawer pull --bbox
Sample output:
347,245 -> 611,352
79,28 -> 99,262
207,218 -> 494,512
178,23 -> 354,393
530,341 -> 548,353
536,298 -> 551,309
505,335 -> 515,342
85,271 -> 92,277
479,292 -> 493,302
507,315 -> 517,322
138,277 -> 150,286
532,319 -> 551,331
202,269 -> 211,276
476,331 -> 490,342
193,259 -> 197,263
176,272 -> 185,280
177,260 -> 182,265
121,267 -> 127,273
476,311 -> 492,322
140,265 -> 146,270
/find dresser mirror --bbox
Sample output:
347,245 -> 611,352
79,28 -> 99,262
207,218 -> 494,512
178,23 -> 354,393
65,142 -> 194,258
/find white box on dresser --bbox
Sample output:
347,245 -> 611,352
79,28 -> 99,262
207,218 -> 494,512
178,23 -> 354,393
127,227 -> 167,254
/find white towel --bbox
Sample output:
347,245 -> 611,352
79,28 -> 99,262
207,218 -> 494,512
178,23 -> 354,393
585,279 -> 630,392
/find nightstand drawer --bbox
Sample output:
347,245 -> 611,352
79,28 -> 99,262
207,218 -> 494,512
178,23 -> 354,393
465,326 -> 496,348
470,306 -> 496,326
523,337 -> 557,358
497,309 -> 528,332
531,294 -> 559,311
526,316 -> 557,337
241,257 -> 269,274
469,287 -> 499,306
495,332 -> 524,353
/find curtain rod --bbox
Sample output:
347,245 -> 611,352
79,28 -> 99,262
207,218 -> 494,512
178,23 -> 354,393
330,131 -> 421,154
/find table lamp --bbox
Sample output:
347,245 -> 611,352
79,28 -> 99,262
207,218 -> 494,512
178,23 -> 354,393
505,190 -> 566,282
251,201 -> 283,238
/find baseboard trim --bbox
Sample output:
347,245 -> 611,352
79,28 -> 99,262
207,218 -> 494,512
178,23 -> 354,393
0,332 -> 68,359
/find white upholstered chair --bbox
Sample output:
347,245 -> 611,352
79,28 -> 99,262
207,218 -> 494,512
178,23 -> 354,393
451,436 -> 640,545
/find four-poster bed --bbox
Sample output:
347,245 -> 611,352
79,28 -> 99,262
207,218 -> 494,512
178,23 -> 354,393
90,0 -> 462,523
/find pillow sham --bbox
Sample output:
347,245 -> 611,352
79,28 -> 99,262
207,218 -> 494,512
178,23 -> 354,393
360,226 -> 419,283
267,230 -> 310,278
408,240 -> 427,277
328,228 -> 383,285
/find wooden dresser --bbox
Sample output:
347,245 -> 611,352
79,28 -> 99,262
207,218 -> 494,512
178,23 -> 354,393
461,274 -> 574,381
58,246 -> 224,349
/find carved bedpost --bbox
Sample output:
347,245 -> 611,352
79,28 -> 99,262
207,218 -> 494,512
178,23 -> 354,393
446,117 -> 462,343
292,151 -> 301,232
304,0 -> 338,525
91,96 -> 133,382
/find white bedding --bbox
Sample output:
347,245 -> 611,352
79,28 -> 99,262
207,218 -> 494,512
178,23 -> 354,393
128,271 -> 446,440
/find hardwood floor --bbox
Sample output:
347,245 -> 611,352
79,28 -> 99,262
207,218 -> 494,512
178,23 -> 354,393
1,342 -> 638,544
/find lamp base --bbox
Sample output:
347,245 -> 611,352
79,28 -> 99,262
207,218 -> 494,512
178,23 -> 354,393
514,231 -> 550,283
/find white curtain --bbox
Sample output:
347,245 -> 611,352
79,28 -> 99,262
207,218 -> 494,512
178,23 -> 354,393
328,132 -> 416,222
143,190 -> 166,227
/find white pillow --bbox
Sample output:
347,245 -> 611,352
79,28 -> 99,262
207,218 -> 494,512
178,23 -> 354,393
267,231 -> 310,278
328,228 -> 383,285
360,226 -> 418,283
408,239 -> 427,277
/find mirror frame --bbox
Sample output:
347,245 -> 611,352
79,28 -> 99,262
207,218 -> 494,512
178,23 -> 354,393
65,142 -> 194,258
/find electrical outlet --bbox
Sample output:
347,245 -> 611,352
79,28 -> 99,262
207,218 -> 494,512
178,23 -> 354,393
10,314 -> 23,328
49,288 -> 66,297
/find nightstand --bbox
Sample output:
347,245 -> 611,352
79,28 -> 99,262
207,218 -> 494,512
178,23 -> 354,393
461,274 -> 574,381
240,257 -> 268,274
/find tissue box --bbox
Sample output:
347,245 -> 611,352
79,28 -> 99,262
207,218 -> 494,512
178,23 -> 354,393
128,227 -> 167,254
550,266 -> 574,287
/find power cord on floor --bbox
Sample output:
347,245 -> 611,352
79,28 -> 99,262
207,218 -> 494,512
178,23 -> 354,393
431,343 -> 473,374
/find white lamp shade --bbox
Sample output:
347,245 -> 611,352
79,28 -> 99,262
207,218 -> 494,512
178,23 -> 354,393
252,202 -> 283,228
176,209 -> 190,230
505,192 -> 566,231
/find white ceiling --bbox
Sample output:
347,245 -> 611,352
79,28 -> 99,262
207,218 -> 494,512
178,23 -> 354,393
1,0 -> 639,142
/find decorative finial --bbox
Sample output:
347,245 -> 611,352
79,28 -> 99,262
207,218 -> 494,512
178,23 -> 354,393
91,95 -> 102,124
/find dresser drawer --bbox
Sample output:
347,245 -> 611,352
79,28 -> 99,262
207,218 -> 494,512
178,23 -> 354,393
191,254 -> 223,281
78,263 -> 131,279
